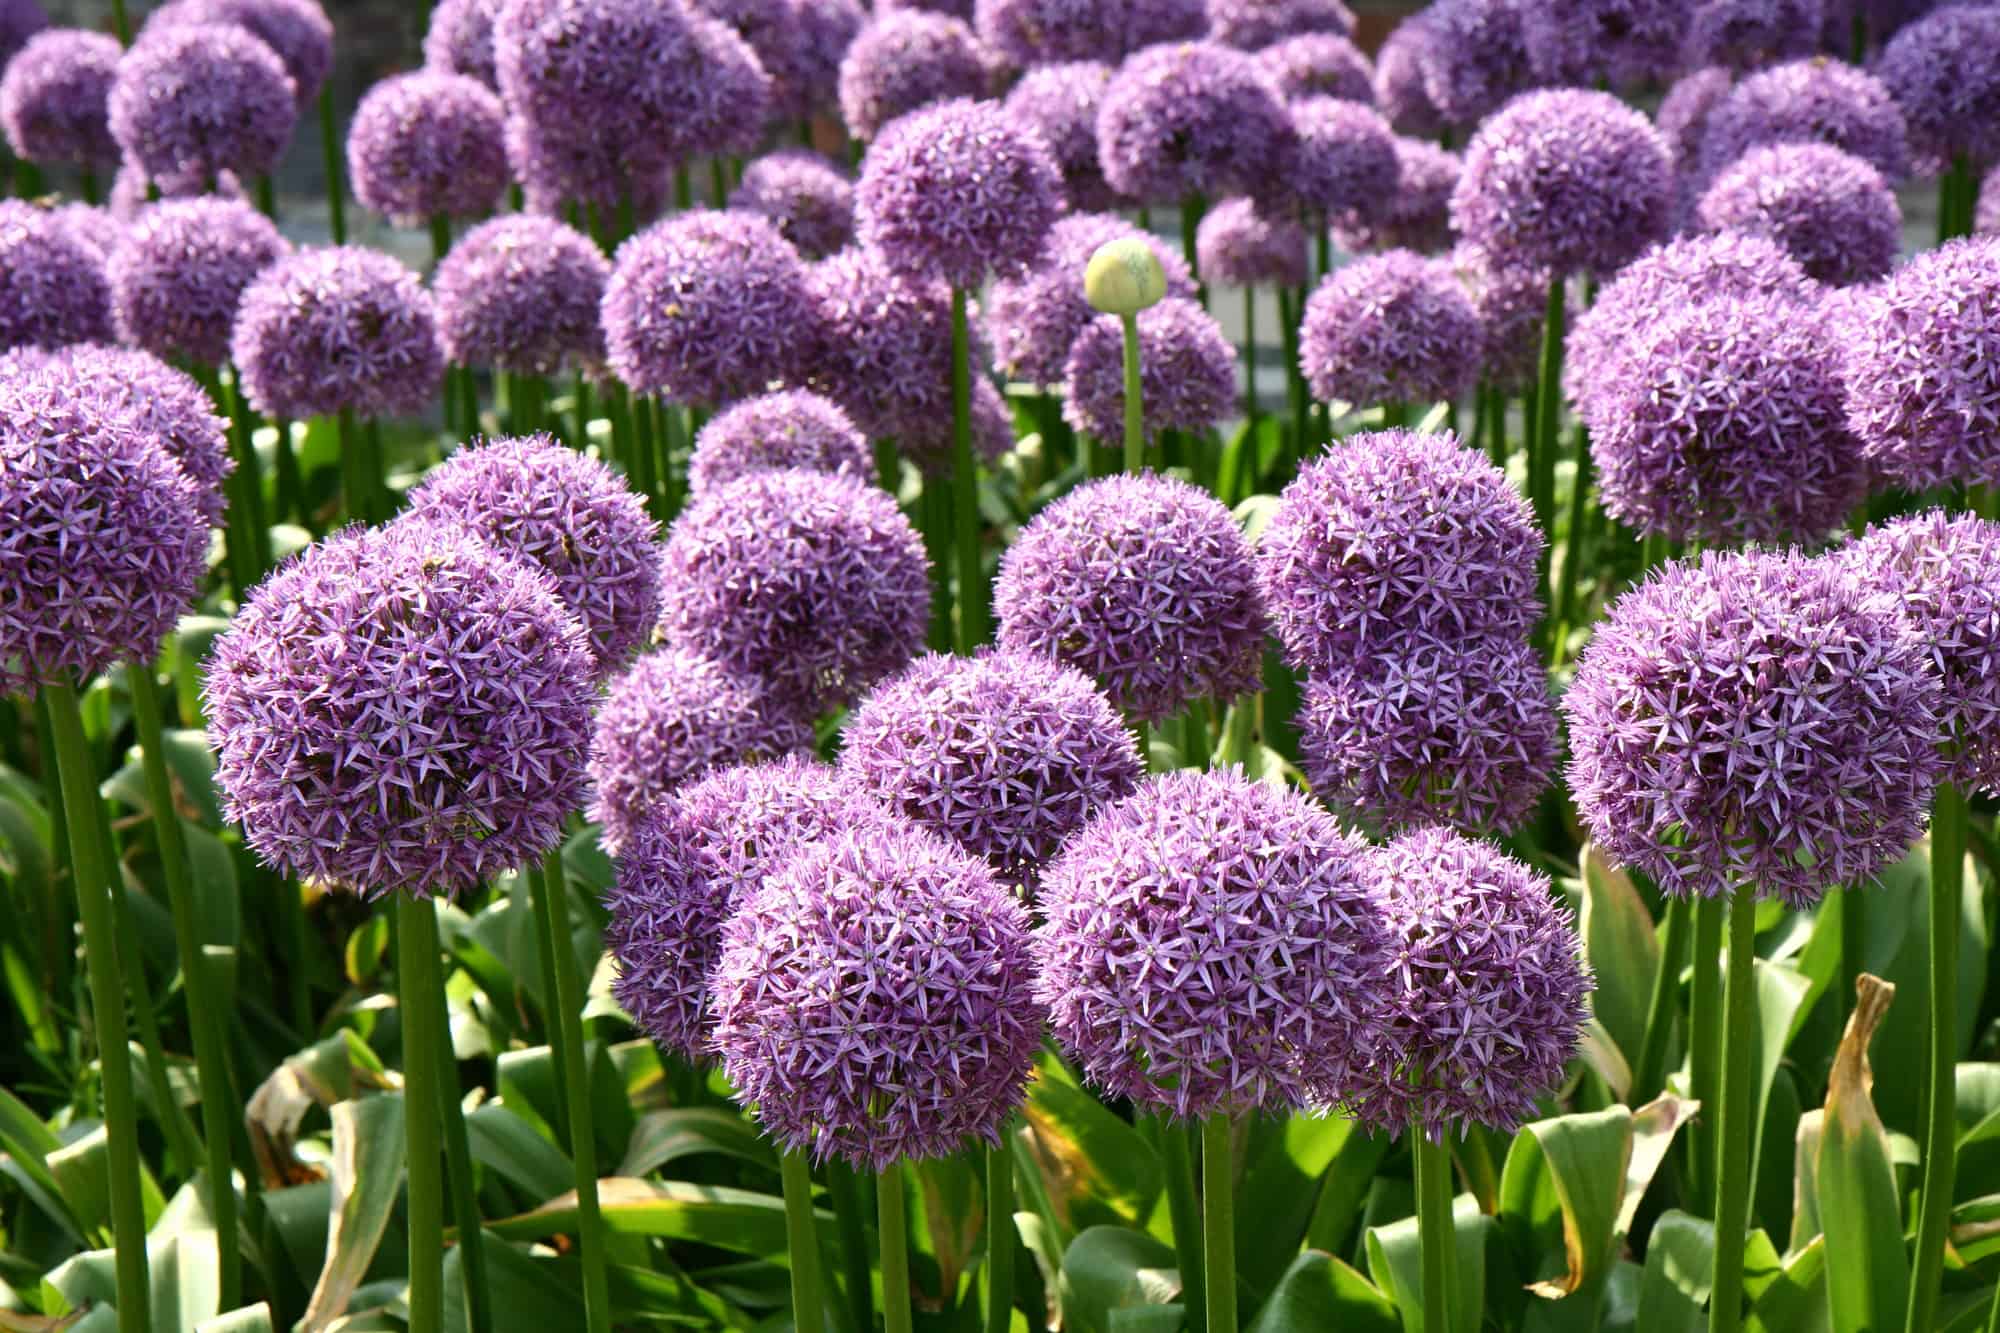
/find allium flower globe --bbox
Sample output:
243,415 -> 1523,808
837,12 -> 992,142
232,246 -> 443,420
1063,297 -> 1237,442
1281,96 -> 1398,228
1254,32 -> 1374,104
1299,250 -> 1482,409
1096,42 -> 1298,207
49,202 -> 118,263
1207,0 -> 1355,48
1002,62 -> 1116,210
107,23 -> 297,196
346,71 -> 509,226
1518,0 -> 1680,87
1334,137 -> 1458,253
974,0 -> 1115,65
0,29 -> 120,167
1870,3 -> 2000,174
107,197 -> 288,366
1420,0 -> 1535,128
1695,58 -> 1910,187
1681,0 -> 1824,70
1374,13 -> 1443,135
1695,143 -> 1900,286
424,0 -> 503,88
987,212 -> 1193,384
434,215 -> 608,375
729,151 -> 855,259
144,0 -> 333,105
693,0 -> 808,121
793,0 -> 865,117
1658,65 -> 1733,170
1452,245 -> 1554,394
1194,197 -> 1308,287
687,389 -> 873,496
38,344 -> 234,525
0,200 -> 114,351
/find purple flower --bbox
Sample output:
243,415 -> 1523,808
0,357 -> 207,694
423,0 -> 504,88
1682,0 -> 1826,70
794,0 -> 865,117
1695,142 -> 1901,285
504,116 -> 673,221
1420,0 -> 1536,129
434,215 -> 608,376
346,70 -> 508,226
987,212 -> 1193,383
656,468 -> 930,715
1194,196 -> 1307,287
1450,88 -> 1672,277
1518,0 -> 1680,87
1096,41 -> 1298,207
688,389 -> 873,496
602,209 -> 815,405
1333,136 -> 1456,254
0,200 -> 114,351
995,472 -> 1264,720
1450,244 -> 1553,394
0,1 -> 46,71
402,434 -> 662,673
1257,427 -> 1542,672
48,201 -> 118,263
1873,4 -> 2000,176
1033,767 -> 1392,1120
1003,62 -> 1117,211
107,23 -> 297,196
0,29 -> 119,167
1255,32 -> 1374,104
107,197 -> 287,367
1299,250 -> 1481,408
1064,296 -> 1237,440
1695,58 -> 1909,188
1981,163 -> 2000,235
976,0 -> 1114,64
729,150 -> 855,259
881,0 -> 977,21
1346,828 -> 1590,1138
1565,549 -> 1944,906
837,11 -> 992,142
107,158 -> 250,214
1375,13 -> 1444,136
1658,66 -> 1734,171
205,521 -> 596,897
694,0 -> 808,121
231,245 -> 443,420
1207,0 -> 1354,48
143,0 -> 332,105
1280,95 -> 1397,226
589,650 -> 817,854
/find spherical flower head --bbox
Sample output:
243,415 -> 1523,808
1873,5 -> 2000,175
1695,58 -> 1910,188
856,98 -> 1064,290
1299,249 -> 1481,409
657,469 -> 930,715
793,0 -> 865,117
1565,549 -> 1944,907
106,197 -> 287,367
1696,143 -> 1900,286
1254,32 -> 1373,104
1194,196 -> 1308,287
232,246 -> 442,420
1084,235 -> 1167,315
107,158 -> 250,215
434,215 -> 608,376
0,360 -> 207,694
1,29 -> 120,167
1683,0 -> 1825,69
1841,236 -> 2000,490
975,0 -> 1117,65
1658,66 -> 1734,171
0,1 -> 46,70
1300,634 -> 1558,839
602,209 -> 814,405
502,113 -> 668,222
1096,42 -> 1298,208
838,11 -> 992,143
346,71 -> 508,226
1450,88 -> 1672,277
1064,297 -> 1237,441
694,0 -> 808,122
205,521 -> 596,898
1348,828 -> 1590,1138
402,434 -> 662,673
107,23 -> 297,196
1837,511 -> 2000,794
986,213 -> 1194,383
1518,0 -> 1680,88
1280,96 -> 1398,226
1451,244 -> 1553,395
1334,137 -> 1457,254
1207,0 -> 1355,48
588,648 -> 816,854
995,472 -> 1264,720
1420,0 -> 1535,129
1982,164 -> 2000,235
1257,428 -> 1542,672
1375,14 -> 1444,136
424,0 -> 504,88
144,0 -> 333,105
0,200 -> 114,351
1033,767 -> 1391,1119
688,389 -> 873,496
729,150 -> 855,260
1003,62 -> 1116,211
49,202 -> 119,263
712,817 -> 1041,1169
36,344 -> 233,526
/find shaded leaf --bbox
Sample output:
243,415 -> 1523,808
1579,845 -> 1659,1067
1815,975 -> 1908,1333
1246,1250 -> 1398,1333
299,1096 -> 408,1333
1057,1225 -> 1180,1333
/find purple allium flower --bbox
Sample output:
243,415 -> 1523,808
1982,163 -> 2000,234
588,648 -> 817,853
1280,96 -> 1397,227
1450,244 -> 1553,395
656,469 -> 930,714
1695,142 -> 1900,285
987,212 -> 1194,383
1683,0 -> 1826,70
1873,4 -> 2000,176
729,151 -> 855,260
1333,136 -> 1457,253
794,0 -> 865,116
231,246 -> 442,420
688,389 -> 873,496
1346,828 -> 1590,1138
0,29 -> 119,167
1255,32 -> 1373,104
1564,548 -> 1944,907
1517,0 -> 1680,87
839,650 -> 1142,883
106,197 -> 287,367
402,434 -> 662,673
424,0 -> 504,88
0,200 -> 113,351
855,98 -> 1064,290
504,115 -> 674,220
1420,0 -> 1535,129
1450,88 -> 1672,277
1298,250 -> 1481,408
1095,41 -> 1298,207
975,0 -> 1112,65
1207,0 -> 1354,48
1375,12 -> 1444,136
1841,236 -> 2000,490
1033,767 -> 1391,1120
0,360 -> 207,694
1194,196 -> 1308,287
49,202 -> 119,264
1063,296 -> 1237,440
1695,58 -> 1910,188
1658,66 -> 1734,171
1821,0 -> 1947,50
433,215 -> 608,376
1300,634 -> 1558,838
107,23 -> 297,196
143,0 -> 333,105
346,70 -> 508,226
881,0 -> 977,21
205,521 -> 596,897
994,472 -> 1264,720
1837,511 -> 2000,794
1003,62 -> 1117,211
712,817 -> 1042,1169
106,158 -> 250,215
837,11 -> 992,142
601,209 -> 814,405
693,0 -> 808,121
1257,428 -> 1541,671
0,1 -> 46,71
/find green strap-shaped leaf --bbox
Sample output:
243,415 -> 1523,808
1815,975 -> 1909,1333
618,1107 -> 777,1179
1498,1106 -> 1633,1302
1579,845 -> 1660,1069
194,1306 -> 273,1333
1636,1210 -> 1712,1333
1365,1193 -> 1491,1333
1247,1251 -> 1398,1333
1057,1224 -> 1181,1333
485,1177 -> 835,1262
299,1095 -> 408,1333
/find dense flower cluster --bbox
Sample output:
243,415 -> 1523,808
688,390 -> 873,495
1420,0 -> 1535,128
987,212 -> 1192,384
1374,13 -> 1443,135
1194,196 -> 1307,287
1254,32 -> 1374,104
1452,244 -> 1553,394
1334,137 -> 1457,253
145,0 -> 333,105
1207,0 -> 1355,48
1518,0 -> 1680,87
1658,65 -> 1734,171
107,23 -> 297,196
0,29 -> 120,167
107,197 -> 288,366
0,200 -> 114,351
1096,42 -> 1297,206
1282,96 -> 1398,228
1681,0 -> 1824,70
793,0 -> 867,118
1695,143 -> 1899,286
433,215 -> 608,375
347,71 -> 509,226
1873,4 -> 2000,175
1299,250 -> 1482,409
1063,297 -> 1238,442
1001,62 -> 1116,210
729,151 -> 855,259
1695,59 -> 1909,187
838,11 -> 991,142
423,0 -> 503,88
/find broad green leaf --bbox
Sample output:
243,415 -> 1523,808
1365,1193 -> 1490,1333
1748,960 -> 1813,1196
1020,1050 -> 1163,1234
599,1259 -> 752,1329
1743,1236 -> 1827,1333
195,1306 -> 273,1333
912,1149 -> 982,1305
182,824 -> 240,952
464,1103 -> 574,1203
1300,1124 -> 1391,1262
442,1235 -> 575,1333
1949,1193 -> 2000,1265
1635,1210 -> 1711,1333
299,1095 -> 408,1333
1108,1307 -> 1185,1332
1579,845 -> 1659,1066
1247,1251 -> 1398,1333
151,1229 -> 222,1333
246,1031 -> 388,1188
1238,1114 -> 1367,1296
1057,1225 -> 1180,1333
1790,1111 -> 1825,1256
1815,975 -> 1908,1333
0,1084 -> 83,1241
48,1128 -> 118,1243
486,1178 -> 831,1261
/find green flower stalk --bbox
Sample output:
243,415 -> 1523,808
1083,235 -> 1168,474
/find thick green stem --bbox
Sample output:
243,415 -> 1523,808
1156,1117 -> 1204,1330
879,1165 -> 913,1333
319,86 -> 346,244
1688,896 -> 1724,1213
1415,1129 -> 1456,1333
630,391 -> 660,516
1183,195 -> 1207,307
537,854 -> 611,1333
1119,311 -> 1146,473
426,970 -> 489,1333
1909,784 -> 1967,1333
1633,894 -> 1690,1105
104,846 -> 202,1173
109,0 -> 130,44
781,1151 -> 828,1333
216,369 -> 277,565
1940,155 -> 1974,245
1242,285 -> 1258,423
921,477 -> 954,651
398,895 -> 446,1333
1202,1114 -> 1236,1333
1531,276 -> 1566,630
1488,390 -> 1508,468
826,1162 -> 874,1333
984,1138 -> 1016,1333
949,288 -> 986,651
334,408 -> 376,524
1552,422 -> 1594,663
1708,885 -> 1759,1333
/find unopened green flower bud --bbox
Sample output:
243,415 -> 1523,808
1084,237 -> 1166,316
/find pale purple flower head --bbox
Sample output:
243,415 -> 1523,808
1208,0 -> 1354,47
1696,59 -> 1910,187
1451,244 -> 1553,394
588,649 -> 817,854
976,0 -> 1109,64
1194,196 -> 1308,287
1518,0 -> 1680,87
995,472 -> 1264,720
1280,96 -> 1397,226
856,98 -> 1065,290
1450,88 -> 1672,277
1299,250 -> 1481,409
838,11 -> 992,142
694,0 -> 808,121
107,23 -> 297,196
1981,164 -> 2000,234
48,202 -> 118,263
1334,136 -> 1457,253
107,158 -> 250,214
0,1 -> 46,70
107,197 -> 287,367
434,215 -> 608,376
794,0 -> 865,116
1347,828 -> 1590,1138
1375,13 -> 1444,136
231,246 -> 443,420
424,0 -> 504,88
1821,0 -> 1947,50
1003,62 -> 1117,210
1659,66 -> 1734,171
1683,0 -> 1826,70
1420,0 -> 1535,129
657,469 -> 930,715
602,209 -> 814,405
1,29 -> 119,167
729,151 -> 855,260
1033,767 -> 1392,1120
347,71 -> 508,226
0,200 -> 114,351
1064,296 -> 1238,440
689,389 -> 873,496
144,0 -> 332,105
0,358 -> 207,694
402,434 -> 662,673
1254,32 -> 1373,103
1873,4 -> 2000,175
1257,428 -> 1542,672
504,116 -> 678,224
987,211 -> 1194,383
1096,41 -> 1298,207
1696,142 -> 1900,285
1565,548 -> 1944,907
